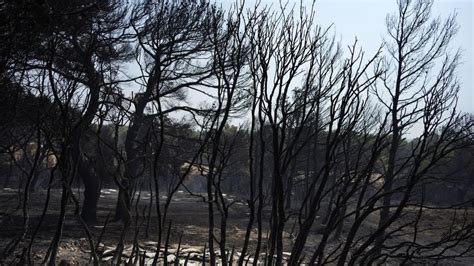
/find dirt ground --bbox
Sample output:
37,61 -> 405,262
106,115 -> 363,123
1,187 -> 474,264
0,188 -> 273,264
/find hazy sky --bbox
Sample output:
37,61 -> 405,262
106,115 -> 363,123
124,0 -> 473,121
214,0 -> 473,113
315,0 -> 473,113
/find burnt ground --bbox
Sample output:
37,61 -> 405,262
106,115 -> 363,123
1,187 -> 474,264
0,188 -> 271,264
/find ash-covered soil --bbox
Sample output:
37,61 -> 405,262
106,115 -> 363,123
1,187 -> 473,264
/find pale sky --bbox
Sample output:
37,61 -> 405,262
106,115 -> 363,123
214,0 -> 473,113
314,0 -> 473,113
124,0 -> 473,119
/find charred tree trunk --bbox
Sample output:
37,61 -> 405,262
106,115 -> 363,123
79,157 -> 101,224
114,187 -> 131,222
285,159 -> 297,210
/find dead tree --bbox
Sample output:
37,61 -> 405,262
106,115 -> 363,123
374,0 -> 462,257
288,40 -> 384,264
114,0 -> 218,224
244,2 -> 352,263
1,0 -> 130,264
200,4 -> 251,263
